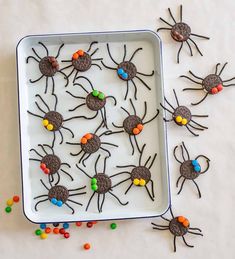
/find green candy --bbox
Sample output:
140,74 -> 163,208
5,206 -> 12,213
98,92 -> 105,100
92,89 -> 99,97
110,223 -> 117,230
35,229 -> 42,236
91,184 -> 98,191
91,178 -> 97,185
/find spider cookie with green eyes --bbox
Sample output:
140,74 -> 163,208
66,76 -> 117,129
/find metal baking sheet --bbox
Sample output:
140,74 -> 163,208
16,30 -> 170,223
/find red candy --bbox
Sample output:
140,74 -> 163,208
13,196 -> 20,203
84,243 -> 91,250
64,232 -> 70,239
86,222 -> 93,228
76,222 -> 82,227
59,228 -> 66,234
44,168 -> 50,175
45,227 -> 51,234
211,87 -> 218,94
217,84 -> 223,92
40,163 -> 46,170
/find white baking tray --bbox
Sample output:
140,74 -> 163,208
16,30 -> 170,223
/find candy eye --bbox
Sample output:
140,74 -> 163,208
182,219 -> 189,227
175,116 -> 182,123
177,216 -> 185,223
56,200 -> 63,207
72,52 -> 79,60
211,87 -> 218,94
133,128 -> 140,135
47,124 -> 54,131
181,118 -> 188,125
84,133 -> 92,140
98,92 -> 105,100
44,168 -> 50,174
42,119 -> 49,126
40,163 -> 46,170
91,178 -> 98,191
81,137 -> 88,144
117,68 -> 124,75
51,198 -> 57,205
77,49 -> 84,56
92,89 -> 99,97
139,179 -> 146,186
137,124 -> 144,131
133,178 -> 140,185
122,72 -> 128,79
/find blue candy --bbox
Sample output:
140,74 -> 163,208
63,223 -> 70,229
40,223 -> 46,229
194,165 -> 201,172
51,198 -> 57,205
117,68 -> 124,75
192,160 -> 199,166
122,73 -> 128,79
56,200 -> 63,207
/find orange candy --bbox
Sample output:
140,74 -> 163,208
183,219 -> 189,227
77,50 -> 84,56
133,128 -> 140,135
85,133 -> 92,140
178,216 -> 185,223
137,124 -> 143,131
53,228 -> 60,234
72,53 -> 79,60
81,137 -> 88,144
45,227 -> 51,234
84,243 -> 91,250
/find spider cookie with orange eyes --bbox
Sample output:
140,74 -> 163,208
109,99 -> 159,155
66,121 -> 118,167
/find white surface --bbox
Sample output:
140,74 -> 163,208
17,31 -> 170,222
0,0 -> 235,258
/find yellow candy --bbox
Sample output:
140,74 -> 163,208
139,179 -> 146,186
42,119 -> 49,126
6,199 -> 14,206
181,118 -> 188,125
40,233 -> 48,239
47,124 -> 54,131
133,178 -> 140,186
175,116 -> 182,123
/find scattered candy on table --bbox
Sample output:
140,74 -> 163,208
40,223 -> 46,229
5,195 -> 20,213
87,222 -> 93,228
76,222 -> 82,227
53,228 -> 60,234
35,229 -> 42,236
5,206 -> 12,213
83,243 -> 91,250
110,223 -> 117,230
40,232 -> 48,239
63,223 -> 70,229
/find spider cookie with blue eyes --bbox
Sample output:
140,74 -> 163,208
173,142 -> 210,198
34,179 -> 86,214
101,43 -> 155,100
